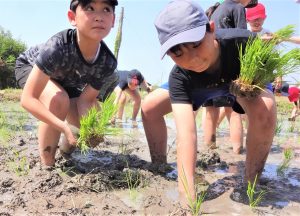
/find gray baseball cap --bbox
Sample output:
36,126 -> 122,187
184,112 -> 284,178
154,0 -> 209,59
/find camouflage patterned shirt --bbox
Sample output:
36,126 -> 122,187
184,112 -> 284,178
16,29 -> 118,95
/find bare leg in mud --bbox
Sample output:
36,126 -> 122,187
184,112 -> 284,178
38,81 -> 70,166
203,106 -> 219,149
141,88 -> 172,164
124,88 -> 141,122
116,91 -> 127,120
237,90 -> 276,183
221,107 -> 243,154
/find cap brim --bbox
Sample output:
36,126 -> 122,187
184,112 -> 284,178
160,25 -> 206,59
247,14 -> 266,21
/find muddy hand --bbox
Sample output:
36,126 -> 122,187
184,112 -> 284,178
64,123 -> 77,146
147,86 -> 153,93
110,117 -> 116,125
260,33 -> 274,41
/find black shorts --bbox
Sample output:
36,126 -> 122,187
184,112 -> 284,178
15,63 -> 82,99
15,62 -> 31,89
202,96 -> 245,114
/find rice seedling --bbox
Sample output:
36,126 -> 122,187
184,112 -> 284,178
125,167 -> 140,201
7,149 -> 30,176
15,109 -> 28,131
275,118 -> 283,135
0,127 -> 11,148
179,166 -> 206,216
56,166 -> 77,178
0,110 -> 6,127
230,25 -> 300,98
276,148 -> 294,176
247,174 -> 267,209
288,123 -> 295,133
272,25 -> 295,42
77,94 -> 120,154
118,139 -> 129,155
123,160 -> 145,201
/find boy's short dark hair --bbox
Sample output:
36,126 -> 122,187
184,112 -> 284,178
70,0 -> 118,12
245,0 -> 258,8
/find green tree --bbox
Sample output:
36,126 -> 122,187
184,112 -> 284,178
0,26 -> 27,89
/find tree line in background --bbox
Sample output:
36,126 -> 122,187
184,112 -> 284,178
0,26 -> 26,89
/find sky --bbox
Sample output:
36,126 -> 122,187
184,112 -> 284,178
0,0 -> 300,85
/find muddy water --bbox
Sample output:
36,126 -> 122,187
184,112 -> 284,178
69,115 -> 300,215
1,105 -> 300,215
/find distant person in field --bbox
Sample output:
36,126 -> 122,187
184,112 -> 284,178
112,69 -> 152,127
246,3 -> 271,35
287,86 -> 300,121
275,83 -> 300,121
210,0 -> 257,29
14,0 -> 119,168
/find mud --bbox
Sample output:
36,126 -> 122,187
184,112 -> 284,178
0,103 -> 300,215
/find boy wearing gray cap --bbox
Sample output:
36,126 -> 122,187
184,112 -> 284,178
15,0 -> 118,167
142,0 -> 276,205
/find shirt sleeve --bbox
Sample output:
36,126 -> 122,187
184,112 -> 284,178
35,40 -> 64,76
168,66 -> 192,104
233,5 -> 247,29
118,80 -> 128,90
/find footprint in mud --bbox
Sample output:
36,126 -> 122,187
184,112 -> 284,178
35,173 -> 63,193
204,179 -> 227,201
0,212 -> 12,216
78,168 -> 144,192
203,175 -> 243,201
229,185 -> 249,205
230,182 -> 270,207
0,178 -> 14,194
196,150 -> 221,168
1,178 -> 14,188
11,195 -> 26,209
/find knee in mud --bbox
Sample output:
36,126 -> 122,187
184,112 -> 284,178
49,92 -> 70,115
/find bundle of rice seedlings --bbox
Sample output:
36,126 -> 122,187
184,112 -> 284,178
230,25 -> 300,98
272,24 -> 295,42
77,93 -> 120,154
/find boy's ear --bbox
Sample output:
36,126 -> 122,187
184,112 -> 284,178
209,21 -> 215,33
68,10 -> 76,27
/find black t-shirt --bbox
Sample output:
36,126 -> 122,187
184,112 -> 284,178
118,70 -> 144,90
16,29 -> 118,92
168,28 -> 256,110
210,0 -> 247,29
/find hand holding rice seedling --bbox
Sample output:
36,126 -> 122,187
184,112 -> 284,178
230,25 -> 300,98
77,94 -> 120,154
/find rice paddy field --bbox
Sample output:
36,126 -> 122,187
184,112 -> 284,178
0,89 -> 299,216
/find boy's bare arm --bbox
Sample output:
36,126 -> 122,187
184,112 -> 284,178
21,65 -> 77,146
287,36 -> 300,44
21,65 -> 66,133
171,103 -> 198,199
